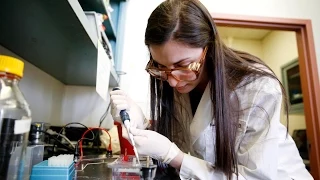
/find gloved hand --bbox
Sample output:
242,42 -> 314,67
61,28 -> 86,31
129,128 -> 181,164
110,89 -> 149,129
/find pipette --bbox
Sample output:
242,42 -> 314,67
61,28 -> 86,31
112,87 -> 140,164
120,110 -> 140,165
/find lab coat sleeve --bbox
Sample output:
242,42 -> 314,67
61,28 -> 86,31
180,77 -> 308,180
180,153 -> 246,180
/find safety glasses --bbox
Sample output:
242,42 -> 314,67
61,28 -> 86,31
145,47 -> 208,81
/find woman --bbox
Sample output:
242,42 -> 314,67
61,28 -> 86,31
110,0 -> 313,179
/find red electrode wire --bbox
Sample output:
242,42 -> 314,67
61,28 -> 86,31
76,127 -> 112,166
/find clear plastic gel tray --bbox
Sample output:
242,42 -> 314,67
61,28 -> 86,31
108,155 -> 157,180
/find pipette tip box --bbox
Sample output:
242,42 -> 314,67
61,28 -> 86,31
30,160 -> 75,180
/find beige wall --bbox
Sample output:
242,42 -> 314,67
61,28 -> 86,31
262,31 -> 298,78
221,37 -> 264,59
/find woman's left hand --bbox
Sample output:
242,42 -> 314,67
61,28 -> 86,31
129,128 -> 182,165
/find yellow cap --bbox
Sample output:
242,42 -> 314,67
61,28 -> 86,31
0,55 -> 24,77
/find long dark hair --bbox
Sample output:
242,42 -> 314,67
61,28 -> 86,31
145,0 -> 288,179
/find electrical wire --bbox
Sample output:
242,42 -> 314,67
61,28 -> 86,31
46,129 -> 75,148
99,102 -> 111,128
57,122 -> 95,142
93,102 -> 111,151
75,127 -> 112,166
39,130 -> 74,152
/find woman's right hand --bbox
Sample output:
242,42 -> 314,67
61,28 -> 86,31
110,89 -> 149,129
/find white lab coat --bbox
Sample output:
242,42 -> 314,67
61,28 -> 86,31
175,76 -> 313,180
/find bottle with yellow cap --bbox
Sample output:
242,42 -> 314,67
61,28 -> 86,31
0,55 -> 32,180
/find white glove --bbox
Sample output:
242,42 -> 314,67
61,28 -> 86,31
129,128 -> 181,164
110,89 -> 149,129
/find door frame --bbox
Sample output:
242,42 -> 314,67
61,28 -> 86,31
212,13 -> 320,179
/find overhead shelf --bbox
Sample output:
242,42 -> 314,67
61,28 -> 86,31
78,0 -> 117,40
0,0 -> 119,87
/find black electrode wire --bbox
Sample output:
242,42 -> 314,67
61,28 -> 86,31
56,122 -> 95,141
99,101 -> 111,128
94,101 -> 111,151
40,130 -> 74,152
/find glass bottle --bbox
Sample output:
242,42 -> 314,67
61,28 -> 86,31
0,55 -> 31,180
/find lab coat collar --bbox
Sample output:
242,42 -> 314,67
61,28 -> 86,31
190,83 -> 213,145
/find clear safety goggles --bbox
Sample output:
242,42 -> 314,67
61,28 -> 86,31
145,47 -> 208,81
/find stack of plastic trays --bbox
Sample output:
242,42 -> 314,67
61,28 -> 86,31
30,154 -> 75,180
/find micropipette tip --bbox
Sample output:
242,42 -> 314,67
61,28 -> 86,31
133,146 -> 141,165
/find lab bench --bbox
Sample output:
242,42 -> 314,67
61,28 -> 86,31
74,155 -> 180,180
75,158 -> 113,179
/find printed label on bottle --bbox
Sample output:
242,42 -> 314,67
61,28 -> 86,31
14,117 -> 32,134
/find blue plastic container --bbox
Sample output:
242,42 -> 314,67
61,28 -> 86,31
30,160 -> 75,180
